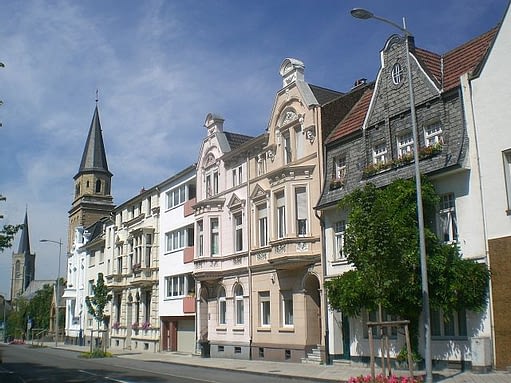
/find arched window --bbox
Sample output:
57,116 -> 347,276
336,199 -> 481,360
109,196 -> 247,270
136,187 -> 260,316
218,286 -> 226,325
75,183 -> 80,197
15,260 -> 21,277
234,284 -> 244,325
95,179 -> 102,193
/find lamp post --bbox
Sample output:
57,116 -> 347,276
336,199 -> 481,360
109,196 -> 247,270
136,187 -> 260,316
351,8 -> 432,383
40,238 -> 63,347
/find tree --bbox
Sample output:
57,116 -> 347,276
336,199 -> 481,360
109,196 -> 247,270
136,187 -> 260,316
325,178 -> 490,350
0,224 -> 21,252
85,273 -> 111,352
27,284 -> 53,331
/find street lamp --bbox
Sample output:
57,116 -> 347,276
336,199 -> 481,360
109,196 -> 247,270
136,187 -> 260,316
351,8 -> 432,383
40,238 -> 63,347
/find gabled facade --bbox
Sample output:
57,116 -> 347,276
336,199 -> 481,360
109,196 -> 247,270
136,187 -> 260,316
158,165 -> 197,353
462,2 -> 511,370
246,59 -> 342,363
193,113 -> 256,359
106,186 -> 160,352
317,27 -> 498,369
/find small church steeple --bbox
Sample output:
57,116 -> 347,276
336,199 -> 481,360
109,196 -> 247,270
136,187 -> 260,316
68,104 -> 114,252
11,210 -> 36,300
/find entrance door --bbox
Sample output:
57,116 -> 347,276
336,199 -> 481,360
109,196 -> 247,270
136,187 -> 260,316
342,314 -> 351,359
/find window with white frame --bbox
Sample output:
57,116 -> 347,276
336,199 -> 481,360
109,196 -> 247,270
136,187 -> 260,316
438,193 -> 458,243
259,291 -> 270,327
373,143 -> 388,164
213,171 -> 219,195
334,221 -> 347,261
232,166 -> 243,187
281,291 -> 294,326
334,155 -> 347,181
391,62 -> 403,85
276,191 -> 286,239
431,309 -> 467,338
88,279 -> 94,295
164,274 -> 194,299
424,122 -> 443,147
397,132 -> 414,158
165,228 -> 186,252
210,218 -> 219,255
218,287 -> 226,325
295,187 -> 308,236
283,132 -> 292,164
197,220 -> 204,257
234,213 -> 243,252
504,151 -> 511,211
257,203 -> 268,247
235,284 -> 244,325
166,184 -> 186,209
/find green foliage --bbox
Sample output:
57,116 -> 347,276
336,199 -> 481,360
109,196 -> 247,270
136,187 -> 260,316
325,177 -> 490,346
85,273 -> 111,327
80,349 -> 113,358
7,297 -> 29,339
0,224 -> 22,252
27,284 -> 53,330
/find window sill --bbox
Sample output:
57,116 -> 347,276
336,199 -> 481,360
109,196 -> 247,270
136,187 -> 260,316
278,326 -> 295,333
257,326 -> 271,332
216,327 -> 227,332
233,327 -> 245,333
331,259 -> 349,266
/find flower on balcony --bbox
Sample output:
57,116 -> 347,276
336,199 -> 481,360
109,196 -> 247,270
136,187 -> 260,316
419,142 -> 442,159
362,161 -> 392,178
329,177 -> 345,191
132,263 -> 141,271
348,374 -> 423,383
111,321 -> 120,330
131,322 -> 139,330
141,321 -> 151,330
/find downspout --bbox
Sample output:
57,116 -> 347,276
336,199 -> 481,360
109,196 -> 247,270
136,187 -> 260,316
246,150 -> 253,360
314,104 -> 331,364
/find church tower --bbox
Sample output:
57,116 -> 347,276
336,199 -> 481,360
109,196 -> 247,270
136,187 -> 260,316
11,211 -> 35,300
68,105 -> 114,252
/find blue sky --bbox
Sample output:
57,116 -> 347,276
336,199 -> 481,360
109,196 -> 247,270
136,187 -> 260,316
0,0 -> 509,297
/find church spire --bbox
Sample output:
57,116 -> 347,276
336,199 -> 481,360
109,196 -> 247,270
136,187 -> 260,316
75,105 -> 112,179
17,209 -> 31,255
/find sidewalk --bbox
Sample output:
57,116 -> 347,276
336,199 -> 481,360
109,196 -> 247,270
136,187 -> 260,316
33,342 -> 511,383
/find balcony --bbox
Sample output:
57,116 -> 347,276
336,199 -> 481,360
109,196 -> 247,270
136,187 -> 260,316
184,197 -> 196,217
183,296 -> 196,314
183,246 -> 194,264
130,267 -> 158,287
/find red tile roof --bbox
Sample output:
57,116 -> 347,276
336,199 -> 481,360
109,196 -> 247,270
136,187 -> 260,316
326,87 -> 374,144
415,27 -> 498,91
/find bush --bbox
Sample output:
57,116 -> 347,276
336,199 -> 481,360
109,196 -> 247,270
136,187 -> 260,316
80,348 -> 113,358
348,374 -> 423,383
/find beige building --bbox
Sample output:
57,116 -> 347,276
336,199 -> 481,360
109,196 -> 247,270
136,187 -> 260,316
247,58 -> 342,363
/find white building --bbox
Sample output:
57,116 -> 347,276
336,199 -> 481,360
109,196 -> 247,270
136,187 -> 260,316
158,165 -> 197,353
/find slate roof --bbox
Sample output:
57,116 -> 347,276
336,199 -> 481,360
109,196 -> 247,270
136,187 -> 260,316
415,27 -> 498,92
309,84 -> 344,106
76,105 -> 111,177
325,85 -> 375,145
17,211 -> 31,255
224,131 -> 254,150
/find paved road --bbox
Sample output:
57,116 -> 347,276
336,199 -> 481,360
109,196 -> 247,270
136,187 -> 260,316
0,344 -> 324,383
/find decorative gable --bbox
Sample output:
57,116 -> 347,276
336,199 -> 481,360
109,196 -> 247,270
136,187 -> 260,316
250,184 -> 269,202
227,193 -> 245,211
366,35 -> 440,128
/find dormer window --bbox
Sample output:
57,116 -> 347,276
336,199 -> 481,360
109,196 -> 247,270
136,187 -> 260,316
391,63 -> 403,85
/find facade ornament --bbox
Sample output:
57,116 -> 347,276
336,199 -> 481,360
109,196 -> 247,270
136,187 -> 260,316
296,242 -> 309,252
275,244 -> 286,253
